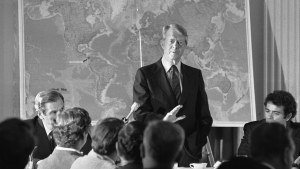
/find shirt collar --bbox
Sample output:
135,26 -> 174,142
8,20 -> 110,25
56,146 -> 83,155
41,120 -> 52,136
89,149 -> 116,165
161,57 -> 181,73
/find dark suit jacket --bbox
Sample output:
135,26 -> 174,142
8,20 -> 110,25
218,156 -> 271,169
133,59 -> 213,160
25,116 -> 92,161
238,119 -> 300,159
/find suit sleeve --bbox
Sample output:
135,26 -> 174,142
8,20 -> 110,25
185,70 -> 213,158
237,123 -> 251,156
133,68 -> 164,122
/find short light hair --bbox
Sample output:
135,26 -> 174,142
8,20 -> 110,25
53,107 -> 91,148
34,90 -> 64,114
143,121 -> 185,164
162,23 -> 188,45
92,117 -> 124,155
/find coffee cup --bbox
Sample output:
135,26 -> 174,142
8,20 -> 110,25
190,163 -> 207,169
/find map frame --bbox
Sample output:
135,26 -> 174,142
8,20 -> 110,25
18,0 -> 256,127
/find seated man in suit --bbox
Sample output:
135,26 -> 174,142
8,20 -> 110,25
0,118 -> 35,169
37,107 -> 92,169
25,90 -> 92,163
141,121 -> 185,169
238,90 -> 300,159
25,90 -> 65,161
219,122 -> 295,169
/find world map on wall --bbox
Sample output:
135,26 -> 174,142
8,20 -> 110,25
23,0 -> 254,126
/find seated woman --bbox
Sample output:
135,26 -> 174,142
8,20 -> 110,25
70,117 -> 124,169
117,121 -> 145,169
37,107 -> 91,169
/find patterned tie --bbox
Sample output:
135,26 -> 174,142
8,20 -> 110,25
169,65 -> 181,102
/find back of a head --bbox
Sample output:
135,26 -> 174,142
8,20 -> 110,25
143,121 -> 185,164
250,122 -> 294,161
0,118 -> 35,169
53,107 -> 91,148
92,117 -> 124,156
117,121 -> 145,161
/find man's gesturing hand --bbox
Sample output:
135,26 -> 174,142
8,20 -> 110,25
163,105 -> 186,123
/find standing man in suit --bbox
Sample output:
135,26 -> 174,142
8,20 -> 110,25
133,23 -> 213,167
238,90 -> 300,159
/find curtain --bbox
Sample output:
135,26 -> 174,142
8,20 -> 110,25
264,0 -> 300,121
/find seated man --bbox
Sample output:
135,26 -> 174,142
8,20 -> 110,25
117,121 -> 145,169
25,90 -> 92,163
238,90 -> 300,158
71,117 -> 124,169
141,121 -> 185,169
0,118 -> 35,169
25,90 -> 65,161
250,122 -> 295,169
37,107 -> 92,169
219,122 -> 295,169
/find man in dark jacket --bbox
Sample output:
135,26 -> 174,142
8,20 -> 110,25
238,90 -> 300,159
25,90 -> 92,163
133,23 -> 212,167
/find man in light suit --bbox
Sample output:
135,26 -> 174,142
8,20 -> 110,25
238,90 -> 300,159
133,23 -> 213,167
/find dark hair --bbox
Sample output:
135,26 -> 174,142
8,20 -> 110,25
117,121 -> 145,161
34,90 -> 64,114
53,107 -> 91,148
264,90 -> 297,118
92,117 -> 124,156
250,122 -> 294,160
162,24 -> 188,45
143,121 -> 184,164
0,118 -> 35,169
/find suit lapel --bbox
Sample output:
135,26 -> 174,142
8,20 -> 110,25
152,60 -> 178,106
179,63 -> 192,105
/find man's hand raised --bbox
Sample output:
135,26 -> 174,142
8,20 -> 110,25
163,105 -> 186,123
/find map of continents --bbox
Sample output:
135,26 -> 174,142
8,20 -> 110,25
24,0 -> 253,126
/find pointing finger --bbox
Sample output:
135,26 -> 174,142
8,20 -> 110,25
170,105 -> 183,115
